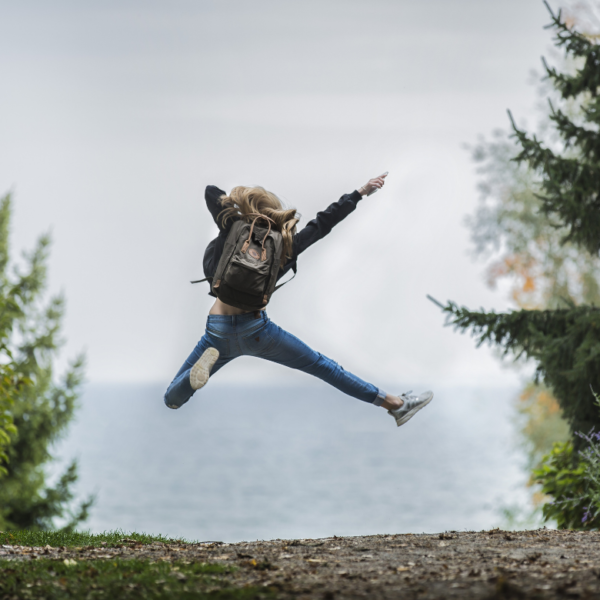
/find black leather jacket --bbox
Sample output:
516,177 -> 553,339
202,185 -> 363,297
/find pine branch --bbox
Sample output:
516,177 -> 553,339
508,111 -> 600,254
548,101 -> 600,161
437,299 -> 600,443
542,2 -> 600,100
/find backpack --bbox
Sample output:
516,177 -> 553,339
192,213 -> 294,311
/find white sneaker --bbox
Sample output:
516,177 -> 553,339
388,390 -> 433,427
189,347 -> 219,390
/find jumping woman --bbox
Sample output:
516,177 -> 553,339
164,173 -> 433,426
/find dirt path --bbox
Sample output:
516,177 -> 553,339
3,529 -> 600,598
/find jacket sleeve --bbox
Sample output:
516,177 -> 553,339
205,185 -> 227,229
291,190 -> 362,259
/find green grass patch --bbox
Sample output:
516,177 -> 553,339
0,529 -> 184,548
0,558 -> 273,599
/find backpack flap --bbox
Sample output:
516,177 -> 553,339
223,250 -> 271,295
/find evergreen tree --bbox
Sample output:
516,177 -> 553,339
0,193 -> 91,530
433,3 -> 600,527
465,69 -> 591,472
436,2 -> 600,440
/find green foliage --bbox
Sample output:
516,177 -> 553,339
533,389 -> 600,529
0,529 -> 183,549
0,559 -> 265,600
0,192 -> 90,531
533,441 -> 587,529
0,368 -> 19,480
534,418 -> 600,530
0,193 -> 31,480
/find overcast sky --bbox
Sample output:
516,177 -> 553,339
0,0 -> 557,389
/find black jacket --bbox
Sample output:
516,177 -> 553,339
202,185 -> 363,297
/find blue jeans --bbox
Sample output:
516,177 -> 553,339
164,311 -> 386,409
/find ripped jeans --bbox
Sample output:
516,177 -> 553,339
164,311 -> 387,409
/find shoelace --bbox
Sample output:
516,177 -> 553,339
399,390 -> 417,409
389,391 -> 416,415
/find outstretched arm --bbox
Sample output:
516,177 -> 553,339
288,172 -> 389,265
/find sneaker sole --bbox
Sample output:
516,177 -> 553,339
395,392 -> 433,427
190,347 -> 219,390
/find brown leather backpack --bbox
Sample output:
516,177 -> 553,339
193,214 -> 288,311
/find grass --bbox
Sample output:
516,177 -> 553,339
0,530 -> 276,598
0,558 -> 273,599
0,529 -> 185,548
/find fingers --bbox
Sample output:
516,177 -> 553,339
360,172 -> 388,197
372,172 -> 388,186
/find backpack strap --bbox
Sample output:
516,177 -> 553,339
274,263 -> 297,291
192,265 -> 296,289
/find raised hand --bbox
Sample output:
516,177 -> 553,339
358,172 -> 388,197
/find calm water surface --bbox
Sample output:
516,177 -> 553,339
53,382 -> 525,542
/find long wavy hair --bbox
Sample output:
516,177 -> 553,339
218,186 -> 299,267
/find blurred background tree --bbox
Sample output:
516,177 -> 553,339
0,385 -> 17,482
442,1 -> 600,528
0,193 -> 92,531
0,275 -> 20,482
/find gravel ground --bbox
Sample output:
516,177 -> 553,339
3,529 -> 600,599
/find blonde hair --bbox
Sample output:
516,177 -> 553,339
219,186 -> 299,267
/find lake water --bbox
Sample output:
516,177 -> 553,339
52,382 -> 526,542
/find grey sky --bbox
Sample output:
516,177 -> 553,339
1,0 -> 555,386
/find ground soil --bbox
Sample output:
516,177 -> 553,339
3,529 -> 600,599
